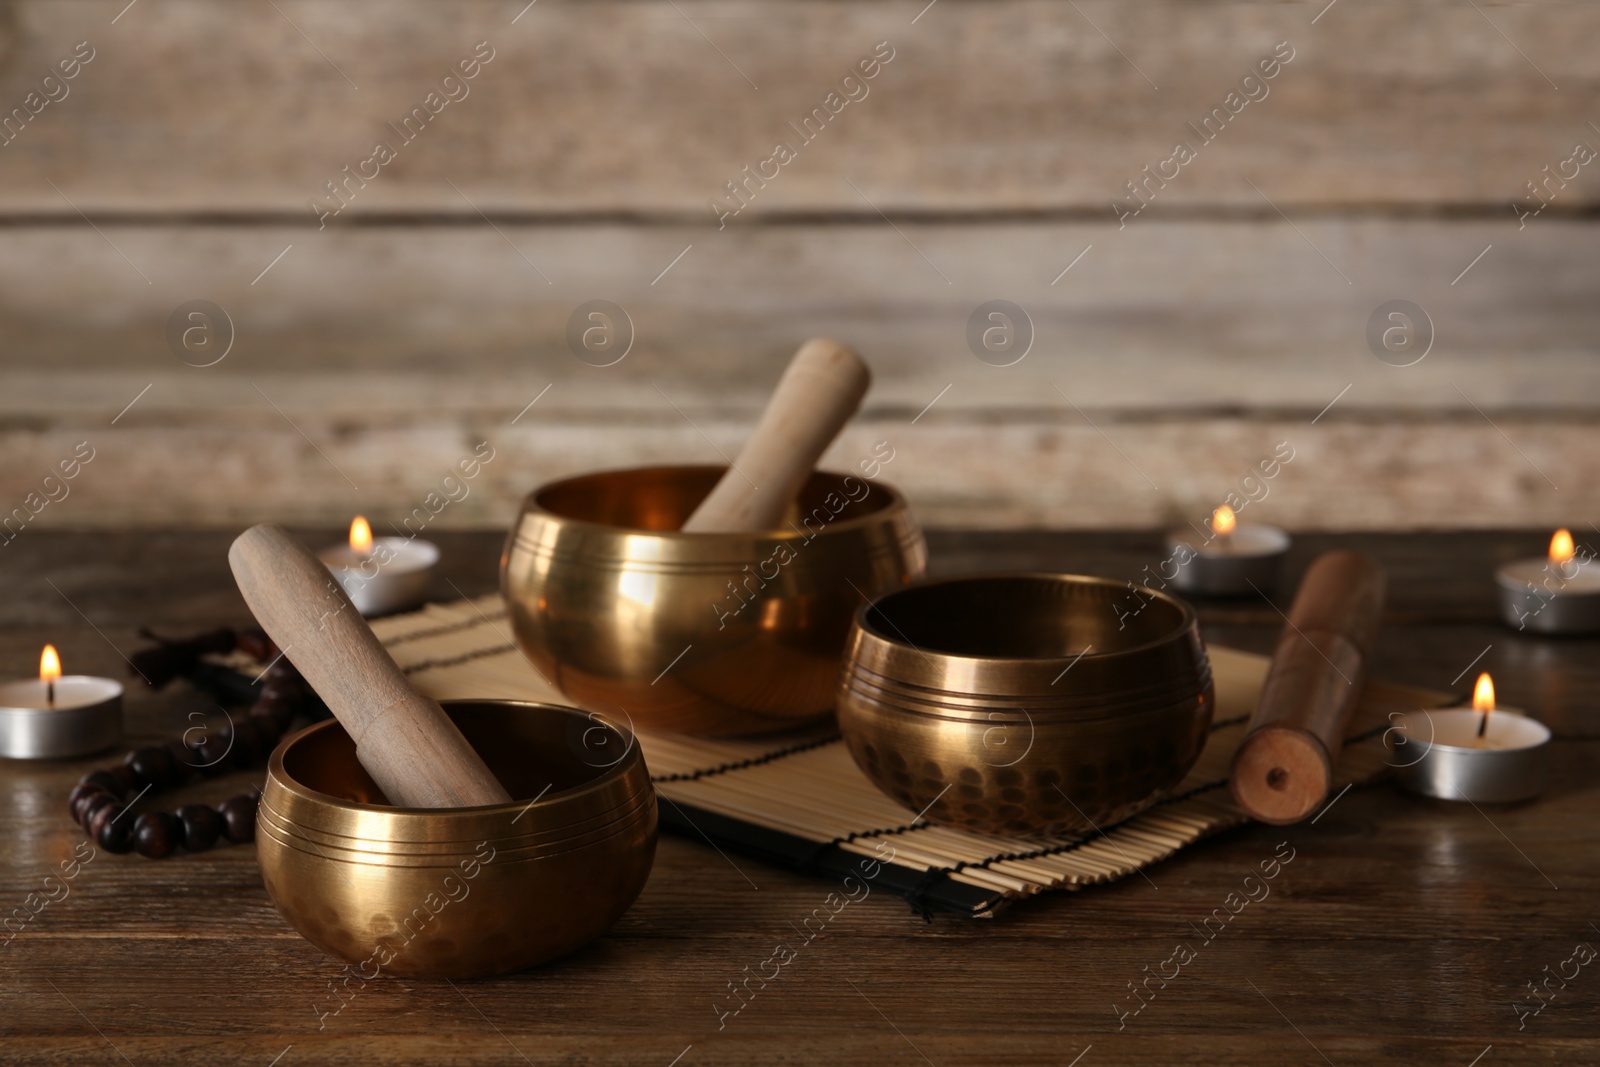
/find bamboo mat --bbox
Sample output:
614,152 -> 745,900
364,596 -> 1452,918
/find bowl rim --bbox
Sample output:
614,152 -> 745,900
267,699 -> 650,818
852,570 -> 1201,667
515,464 -> 914,542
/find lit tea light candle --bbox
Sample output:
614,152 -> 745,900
316,516 -> 439,617
1496,527 -> 1600,635
0,645 -> 123,759
1388,672 -> 1551,803
1166,505 -> 1291,597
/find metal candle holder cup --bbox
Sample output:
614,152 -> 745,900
501,465 -> 927,737
0,676 -> 122,759
1386,708 -> 1550,804
837,574 -> 1214,838
257,700 -> 656,980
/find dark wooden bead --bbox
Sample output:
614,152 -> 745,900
68,782 -> 107,819
251,697 -> 288,731
88,800 -> 123,839
124,745 -> 177,788
257,685 -> 306,724
90,804 -> 134,854
255,681 -> 295,704
219,795 -> 258,844
236,630 -> 273,661
164,737 -> 202,779
268,669 -> 308,694
261,661 -> 303,685
77,792 -> 119,830
177,804 -> 224,852
79,769 -> 124,798
105,763 -> 139,794
133,812 -> 181,859
192,728 -> 234,775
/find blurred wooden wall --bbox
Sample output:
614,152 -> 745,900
2,0 -> 1598,532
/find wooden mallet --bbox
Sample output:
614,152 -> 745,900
229,524 -> 512,809
680,338 -> 871,533
1229,550 -> 1387,825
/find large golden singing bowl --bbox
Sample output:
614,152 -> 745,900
257,700 -> 656,979
837,574 -> 1214,838
501,465 -> 927,736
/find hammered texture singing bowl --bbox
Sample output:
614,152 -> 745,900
500,465 -> 927,737
837,574 -> 1214,838
257,700 -> 656,980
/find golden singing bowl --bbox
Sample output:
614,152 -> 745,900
501,465 -> 927,737
837,574 -> 1214,838
257,700 -> 656,979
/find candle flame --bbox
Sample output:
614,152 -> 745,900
1549,528 -> 1575,565
1472,672 -> 1495,715
39,644 -> 61,683
1212,505 -> 1237,537
349,515 -> 373,555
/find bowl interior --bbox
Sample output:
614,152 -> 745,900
534,465 -> 895,531
862,574 -> 1190,659
280,701 -> 633,808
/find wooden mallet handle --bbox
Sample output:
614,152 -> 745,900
228,524 -> 511,809
1229,550 -> 1387,825
679,338 -> 871,533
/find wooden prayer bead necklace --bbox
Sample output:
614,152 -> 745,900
66,628 -> 321,859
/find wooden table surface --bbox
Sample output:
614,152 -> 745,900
2,529 -> 1595,1066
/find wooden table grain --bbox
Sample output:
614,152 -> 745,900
2,529 -> 1595,1066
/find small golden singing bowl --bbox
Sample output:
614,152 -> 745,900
501,465 -> 927,736
257,700 -> 656,979
837,574 -> 1214,838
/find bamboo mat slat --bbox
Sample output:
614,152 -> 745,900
365,596 -> 1451,917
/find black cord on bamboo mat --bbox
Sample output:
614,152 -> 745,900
654,798 -> 1006,918
395,644 -> 519,676
892,779 -> 1234,920
651,733 -> 842,784
381,608 -> 508,650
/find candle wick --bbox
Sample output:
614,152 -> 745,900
46,679 -> 55,708
1476,708 -> 1489,740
